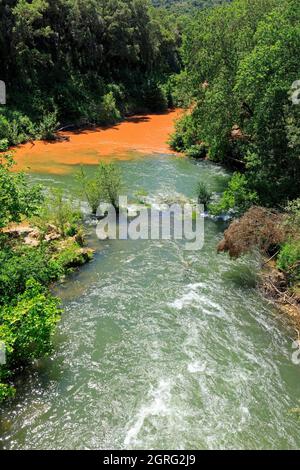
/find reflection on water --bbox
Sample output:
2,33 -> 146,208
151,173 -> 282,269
1,154 -> 300,450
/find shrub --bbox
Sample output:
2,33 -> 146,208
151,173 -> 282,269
0,115 -> 10,140
76,166 -> 104,215
277,240 -> 300,281
196,182 -> 212,211
96,162 -> 122,210
168,129 -> 185,152
186,144 -> 207,159
142,82 -> 168,112
210,173 -> 258,216
77,162 -> 122,214
52,239 -> 92,271
35,188 -> 82,238
285,198 -> 300,231
168,113 -> 198,152
38,112 -> 59,141
0,139 -> 9,151
0,383 -> 16,402
0,245 -> 63,304
0,279 -> 61,401
0,154 -> 43,229
99,92 -> 121,125
0,279 -> 61,364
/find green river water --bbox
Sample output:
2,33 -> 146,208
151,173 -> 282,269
1,154 -> 300,449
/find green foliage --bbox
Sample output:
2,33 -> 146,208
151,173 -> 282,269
210,173 -> 258,215
35,188 -> 82,238
52,239 -> 93,271
0,279 -> 61,401
97,162 -> 122,210
285,199 -> 300,230
76,167 -> 104,215
0,111 -> 37,146
77,162 -> 122,214
0,245 -> 63,305
277,240 -> 300,281
38,112 -> 59,141
141,82 -> 169,112
0,154 -> 43,229
0,157 -> 88,401
168,113 -> 198,151
152,0 -> 231,12
0,0 -> 182,145
0,139 -> 9,151
173,0 -> 300,209
0,383 -> 16,402
196,182 -> 212,210
186,143 -> 207,158
1,279 -> 61,362
98,92 -> 121,125
0,115 -> 10,140
278,200 -> 300,283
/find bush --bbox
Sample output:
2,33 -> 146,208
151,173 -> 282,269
0,279 -> 61,364
76,167 -> 104,215
186,143 -> 207,159
277,240 -> 300,281
0,111 -> 37,146
0,246 -> 63,305
77,162 -> 122,214
142,82 -> 168,112
285,198 -> 300,231
0,383 -> 16,402
52,239 -> 92,271
99,92 -> 121,125
168,113 -> 198,151
196,182 -> 212,211
0,115 -> 10,140
0,139 -> 9,151
0,279 -> 61,401
97,162 -> 122,210
0,154 -> 43,229
38,112 -> 59,141
210,173 -> 258,216
35,188 -> 82,238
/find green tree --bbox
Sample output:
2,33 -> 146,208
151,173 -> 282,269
0,154 -> 43,230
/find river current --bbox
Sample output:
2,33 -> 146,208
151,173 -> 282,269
1,145 -> 300,449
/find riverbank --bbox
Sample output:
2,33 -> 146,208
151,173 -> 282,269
260,260 -> 300,330
2,154 -> 300,449
12,109 -> 182,175
10,105 -> 300,334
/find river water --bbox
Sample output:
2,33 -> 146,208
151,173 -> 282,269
1,123 -> 300,449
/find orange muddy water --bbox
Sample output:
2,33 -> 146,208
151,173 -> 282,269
13,109 -> 182,175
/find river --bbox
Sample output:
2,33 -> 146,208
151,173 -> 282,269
1,111 -> 300,449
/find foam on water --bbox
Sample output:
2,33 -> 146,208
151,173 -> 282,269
1,155 -> 300,450
124,378 -> 173,448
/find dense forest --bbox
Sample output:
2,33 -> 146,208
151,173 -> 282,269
0,0 -> 300,405
151,0 -> 231,11
0,0 -> 182,150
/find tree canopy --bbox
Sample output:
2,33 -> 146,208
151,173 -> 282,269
171,0 -> 300,208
